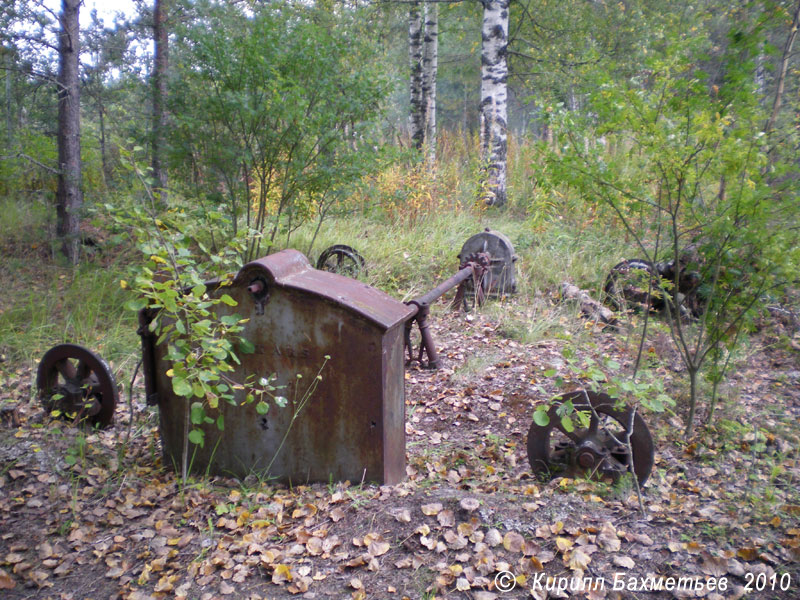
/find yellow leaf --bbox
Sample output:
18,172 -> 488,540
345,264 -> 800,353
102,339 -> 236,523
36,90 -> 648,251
568,548 -> 592,570
369,541 -> 390,557
421,503 -> 443,516
556,537 -> 574,553
737,547 -> 758,561
272,564 -> 293,584
306,537 -> 323,556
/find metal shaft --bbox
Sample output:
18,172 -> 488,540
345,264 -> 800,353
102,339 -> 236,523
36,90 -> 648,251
410,265 -> 474,308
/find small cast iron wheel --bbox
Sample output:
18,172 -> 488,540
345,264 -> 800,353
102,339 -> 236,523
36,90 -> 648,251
316,244 -> 366,278
527,390 -> 654,486
604,259 -> 663,313
37,344 -> 118,428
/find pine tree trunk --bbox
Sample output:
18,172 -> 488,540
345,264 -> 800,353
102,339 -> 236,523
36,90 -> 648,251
152,0 -> 169,201
422,3 -> 438,164
408,2 -> 425,150
56,0 -> 82,264
479,0 -> 509,207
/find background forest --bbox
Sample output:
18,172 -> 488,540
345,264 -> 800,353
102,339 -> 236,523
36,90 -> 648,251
0,0 -> 799,598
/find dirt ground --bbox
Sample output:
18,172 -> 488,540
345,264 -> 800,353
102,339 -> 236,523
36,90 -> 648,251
1,306 -> 799,600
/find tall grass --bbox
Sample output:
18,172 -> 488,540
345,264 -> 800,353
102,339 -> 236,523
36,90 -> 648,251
0,197 -> 138,371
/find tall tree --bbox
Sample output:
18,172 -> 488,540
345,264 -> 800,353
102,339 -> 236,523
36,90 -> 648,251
408,2 -> 425,149
422,2 -> 438,163
479,0 -> 508,206
409,2 -> 439,160
56,0 -> 82,264
152,0 -> 169,201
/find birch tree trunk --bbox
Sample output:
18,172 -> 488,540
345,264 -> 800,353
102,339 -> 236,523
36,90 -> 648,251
422,3 -> 438,164
152,0 -> 169,202
479,0 -> 509,207
408,2 -> 425,150
56,0 -> 83,264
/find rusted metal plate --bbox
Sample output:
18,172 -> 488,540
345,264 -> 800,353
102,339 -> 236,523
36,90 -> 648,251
150,250 -> 414,484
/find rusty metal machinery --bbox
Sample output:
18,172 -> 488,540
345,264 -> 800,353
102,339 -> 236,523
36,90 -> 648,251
142,250 -> 414,484
36,343 -> 118,428
526,390 -> 654,486
315,244 -> 366,278
604,258 -> 702,317
457,228 -> 517,309
34,230 -> 660,488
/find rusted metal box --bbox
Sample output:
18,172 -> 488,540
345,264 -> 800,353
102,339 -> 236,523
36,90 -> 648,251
142,250 -> 415,484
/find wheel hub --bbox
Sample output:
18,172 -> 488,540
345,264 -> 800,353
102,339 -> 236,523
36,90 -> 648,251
527,390 -> 655,486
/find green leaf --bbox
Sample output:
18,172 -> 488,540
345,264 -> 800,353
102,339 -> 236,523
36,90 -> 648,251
125,297 -> 148,312
188,428 -> 205,447
219,294 -> 238,306
533,408 -> 550,427
560,415 -> 575,433
172,377 -> 193,398
190,402 -> 205,425
274,395 -> 288,408
216,414 -> 224,431
256,401 -> 269,415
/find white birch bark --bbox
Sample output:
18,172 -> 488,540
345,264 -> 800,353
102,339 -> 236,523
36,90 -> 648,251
479,0 -> 509,206
422,3 -> 438,164
408,3 -> 425,149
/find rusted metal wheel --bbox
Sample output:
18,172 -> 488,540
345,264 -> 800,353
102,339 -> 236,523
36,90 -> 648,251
37,344 -> 118,428
527,390 -> 654,486
316,245 -> 366,278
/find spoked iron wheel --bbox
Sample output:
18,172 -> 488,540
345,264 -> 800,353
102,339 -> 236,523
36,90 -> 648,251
316,245 -> 367,278
37,344 -> 118,428
527,390 -> 654,486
